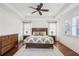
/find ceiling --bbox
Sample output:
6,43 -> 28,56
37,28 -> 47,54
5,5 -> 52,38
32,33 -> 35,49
2,3 -> 79,20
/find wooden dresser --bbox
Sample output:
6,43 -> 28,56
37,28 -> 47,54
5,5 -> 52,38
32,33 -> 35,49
0,34 -> 18,55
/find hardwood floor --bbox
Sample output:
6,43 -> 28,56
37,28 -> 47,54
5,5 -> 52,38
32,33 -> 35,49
1,41 -> 79,56
55,41 -> 79,56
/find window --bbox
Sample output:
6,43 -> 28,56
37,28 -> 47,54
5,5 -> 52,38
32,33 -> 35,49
48,22 -> 56,36
23,22 -> 32,35
64,20 -> 71,35
72,16 -> 79,36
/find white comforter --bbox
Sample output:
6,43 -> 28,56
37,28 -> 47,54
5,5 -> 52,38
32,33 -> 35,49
24,36 -> 54,44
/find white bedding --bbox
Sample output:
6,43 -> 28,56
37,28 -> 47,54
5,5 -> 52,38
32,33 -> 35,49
24,36 -> 54,44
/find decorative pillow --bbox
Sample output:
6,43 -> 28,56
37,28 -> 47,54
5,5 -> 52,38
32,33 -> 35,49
33,32 -> 39,36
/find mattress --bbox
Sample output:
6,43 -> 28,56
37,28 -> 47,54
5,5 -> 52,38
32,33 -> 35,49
24,36 -> 54,44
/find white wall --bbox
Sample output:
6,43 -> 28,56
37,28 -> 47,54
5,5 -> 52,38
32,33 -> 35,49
24,17 -> 56,28
0,4 -> 23,41
58,8 -> 79,54
32,20 -> 48,28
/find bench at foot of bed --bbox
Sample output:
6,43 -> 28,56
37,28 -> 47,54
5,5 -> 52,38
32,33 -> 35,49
26,43 -> 53,48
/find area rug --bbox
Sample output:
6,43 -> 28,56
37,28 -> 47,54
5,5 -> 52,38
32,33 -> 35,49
14,45 -> 64,56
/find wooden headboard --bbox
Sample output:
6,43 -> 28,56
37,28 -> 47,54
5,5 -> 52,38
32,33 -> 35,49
32,28 -> 48,35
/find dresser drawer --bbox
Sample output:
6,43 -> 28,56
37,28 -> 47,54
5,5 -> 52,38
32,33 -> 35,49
1,41 -> 11,47
1,40 -> 11,47
1,44 -> 13,54
0,36 -> 8,41
9,36 -> 18,42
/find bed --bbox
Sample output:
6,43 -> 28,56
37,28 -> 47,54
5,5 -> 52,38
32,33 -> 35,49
24,36 -> 54,48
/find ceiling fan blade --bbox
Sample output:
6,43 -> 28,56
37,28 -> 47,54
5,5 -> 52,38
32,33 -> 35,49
41,9 -> 49,12
37,3 -> 43,9
32,11 -> 37,14
38,11 -> 42,15
29,6 -> 36,9
40,3 -> 43,8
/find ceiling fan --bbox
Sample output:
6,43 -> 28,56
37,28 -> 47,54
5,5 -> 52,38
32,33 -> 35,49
29,3 -> 49,15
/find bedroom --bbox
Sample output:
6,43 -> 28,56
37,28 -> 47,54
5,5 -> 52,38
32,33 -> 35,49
0,3 -> 79,56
